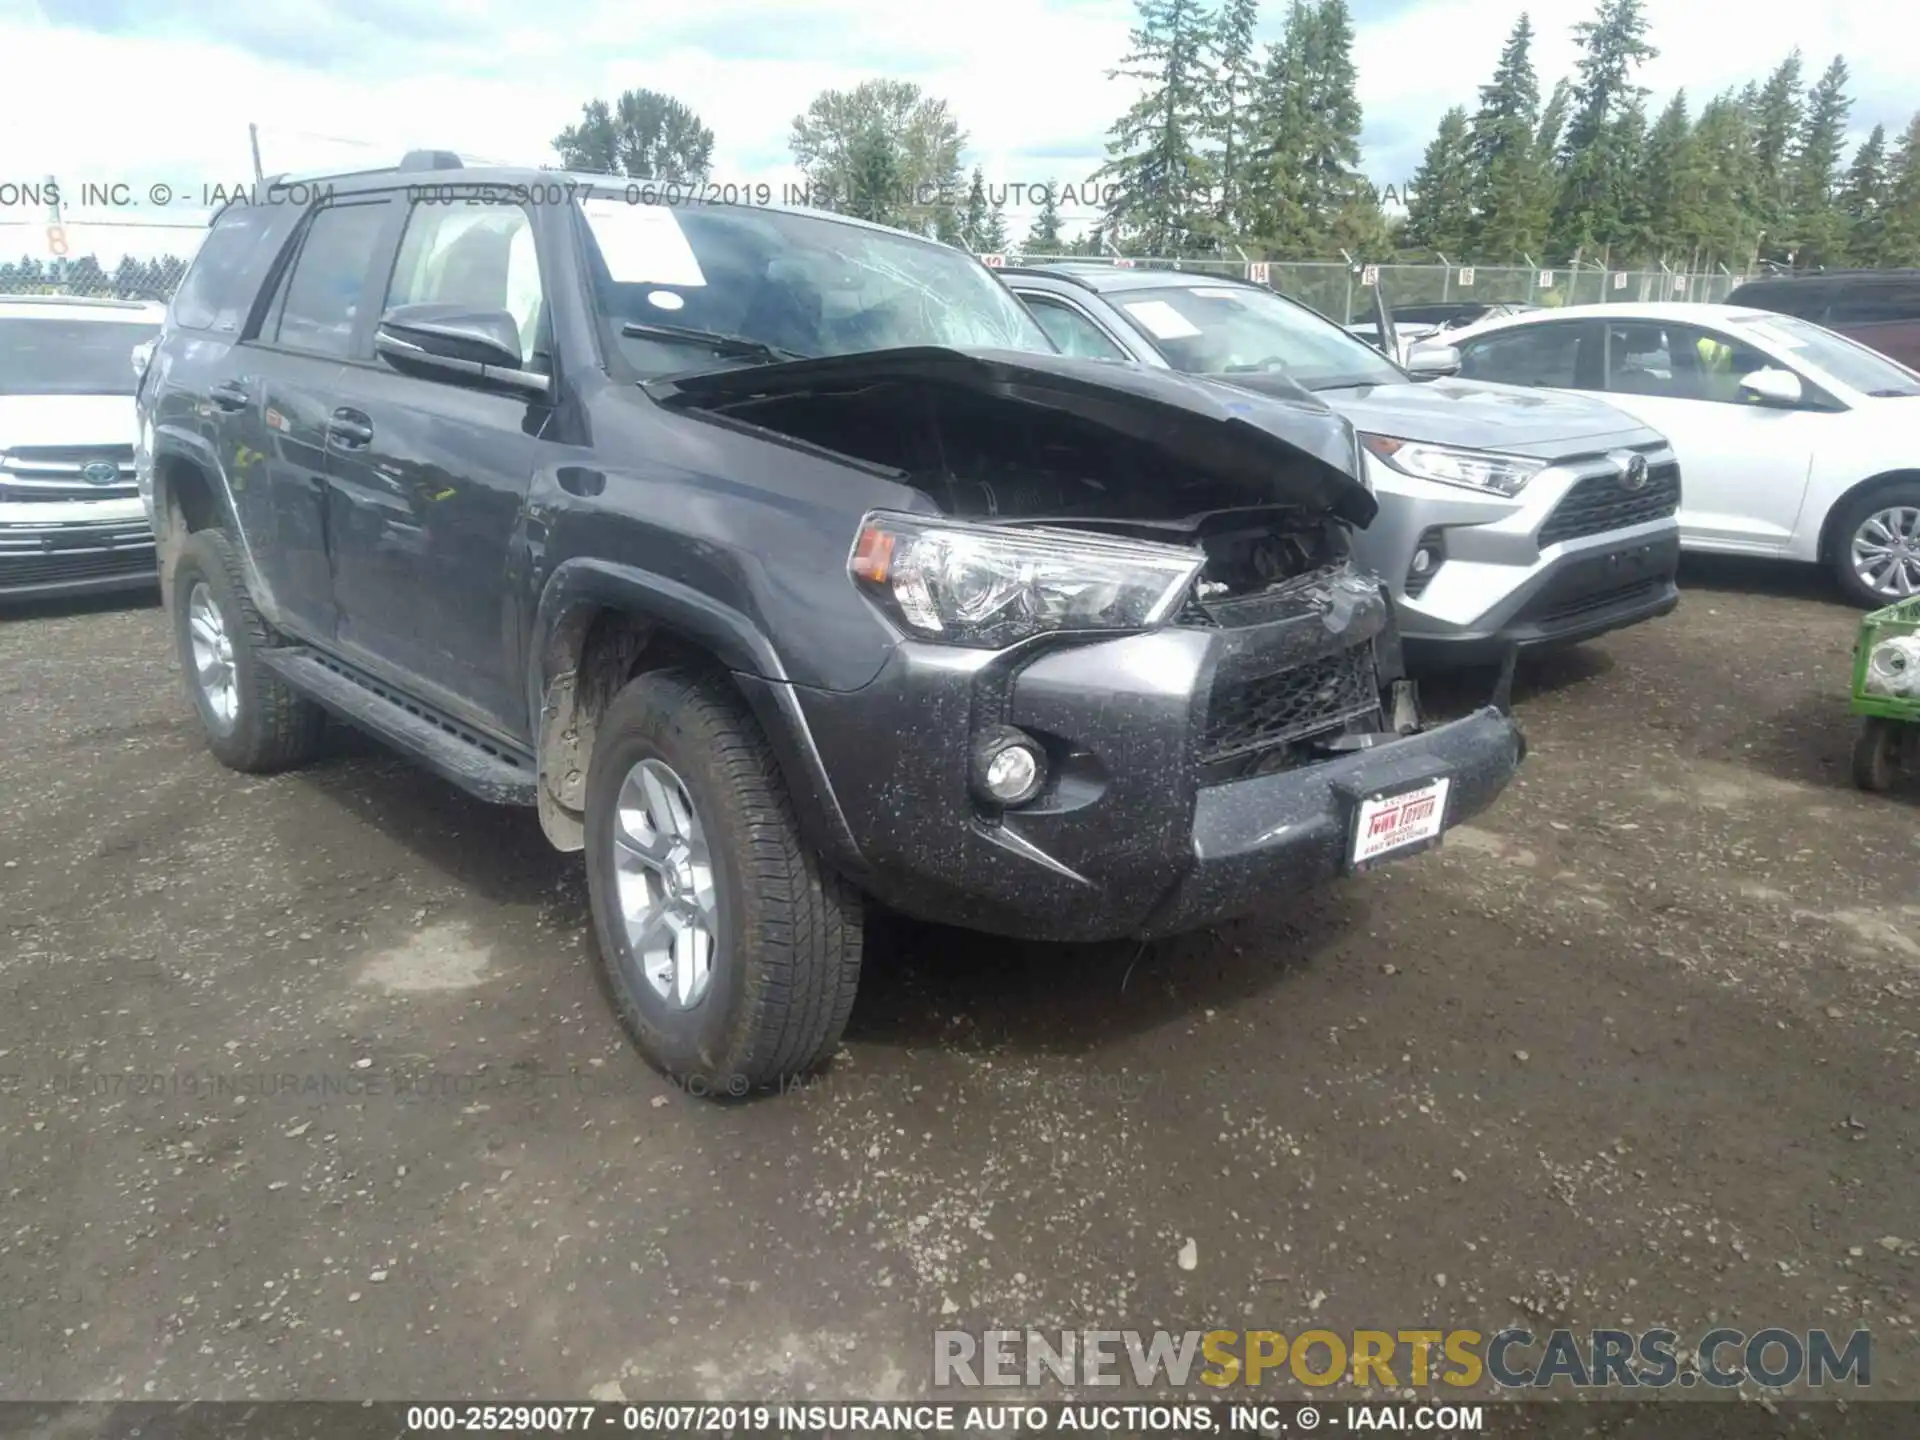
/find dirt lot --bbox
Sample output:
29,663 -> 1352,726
1,558 -> 1916,1403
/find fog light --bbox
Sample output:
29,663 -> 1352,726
1410,549 -> 1433,574
970,726 -> 1048,807
1404,528 -> 1446,598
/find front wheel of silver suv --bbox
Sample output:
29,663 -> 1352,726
169,528 -> 326,772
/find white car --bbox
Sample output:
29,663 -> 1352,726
1,295 -> 165,601
1445,301 -> 1920,605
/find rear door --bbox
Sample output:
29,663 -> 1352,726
322,191 -> 556,738
234,195 -> 397,639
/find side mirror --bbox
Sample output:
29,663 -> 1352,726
375,303 -> 549,397
1738,366 -> 1803,406
1405,342 -> 1462,379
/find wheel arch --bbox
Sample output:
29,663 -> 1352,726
1816,468 -> 1920,566
526,560 -> 864,873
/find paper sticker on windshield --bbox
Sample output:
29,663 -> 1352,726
580,198 -> 706,287
1188,287 -> 1247,300
1122,299 -> 1202,339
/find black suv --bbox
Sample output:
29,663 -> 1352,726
138,155 -> 1525,1093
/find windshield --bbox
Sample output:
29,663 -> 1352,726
1729,312 -> 1920,397
0,318 -> 157,396
574,196 -> 1052,377
1110,284 -> 1404,390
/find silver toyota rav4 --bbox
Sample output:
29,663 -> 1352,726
1002,265 -> 1681,666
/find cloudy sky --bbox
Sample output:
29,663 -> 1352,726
0,0 -> 1910,258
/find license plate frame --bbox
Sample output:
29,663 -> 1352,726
1346,775 -> 1452,872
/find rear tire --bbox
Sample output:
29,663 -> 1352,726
1830,482 -> 1920,609
1851,717 -> 1899,793
170,528 -> 325,773
583,668 -> 863,1096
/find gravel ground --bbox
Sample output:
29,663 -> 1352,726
1,557 -> 1915,1404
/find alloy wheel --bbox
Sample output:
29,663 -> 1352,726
186,581 -> 239,732
611,758 -> 719,1009
1851,505 -> 1920,599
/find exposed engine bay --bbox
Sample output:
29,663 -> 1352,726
670,371 -> 1354,603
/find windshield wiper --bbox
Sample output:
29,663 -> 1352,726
619,321 -> 808,364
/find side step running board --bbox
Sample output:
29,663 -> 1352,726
259,647 -> 538,806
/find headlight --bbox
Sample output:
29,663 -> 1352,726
1361,434 -> 1548,497
848,512 -> 1204,648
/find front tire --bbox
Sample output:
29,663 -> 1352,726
1831,483 -> 1920,609
583,668 -> 863,1095
170,528 -> 325,773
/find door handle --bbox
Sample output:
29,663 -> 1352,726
328,409 -> 374,449
209,380 -> 251,411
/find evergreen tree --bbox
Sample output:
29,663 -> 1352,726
1206,0 -> 1263,233
1097,0 -> 1218,254
1404,107 -> 1475,255
1747,50 -> 1804,258
843,121 -> 906,229
1243,0 -> 1378,255
1467,13 -> 1543,259
1689,91 -> 1762,271
1881,113 -> 1920,268
962,167 -> 990,249
1784,55 -> 1851,268
1025,183 -> 1065,253
1839,125 -> 1889,266
1551,0 -> 1657,257
1629,91 -> 1700,263
792,79 -> 966,235
983,200 -> 1010,253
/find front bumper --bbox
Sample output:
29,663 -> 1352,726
0,498 -> 158,600
771,571 -> 1525,943
1355,444 -> 1681,662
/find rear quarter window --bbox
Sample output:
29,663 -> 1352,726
170,202 -> 299,334
1827,279 -> 1920,325
1727,282 -> 1830,322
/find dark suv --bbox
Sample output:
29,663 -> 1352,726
138,154 -> 1525,1093
1725,270 -> 1920,371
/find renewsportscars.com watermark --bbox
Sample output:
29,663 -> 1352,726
933,1327 -> 1873,1391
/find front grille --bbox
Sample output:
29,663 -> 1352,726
1200,645 -> 1381,765
1538,461 -> 1680,547
0,545 -> 155,585
1,445 -> 137,502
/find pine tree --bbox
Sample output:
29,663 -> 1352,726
1689,91 -> 1762,271
1839,125 -> 1889,266
1404,107 -> 1475,255
1206,0 -> 1262,233
1747,50 -> 1804,258
1551,0 -> 1657,257
1243,0 -> 1377,255
1784,56 -> 1851,268
1881,113 -> 1920,268
984,201 -> 1010,253
1629,92 -> 1700,264
1097,0 -> 1218,254
1025,183 -> 1065,253
962,167 -> 989,249
1467,13 -> 1543,260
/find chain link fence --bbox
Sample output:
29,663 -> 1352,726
1012,255 -> 1746,321
0,220 -> 198,302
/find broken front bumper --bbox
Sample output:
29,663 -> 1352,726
761,573 -> 1525,942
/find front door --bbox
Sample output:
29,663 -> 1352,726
324,194 -> 555,738
228,195 -> 395,639
1594,318 -> 1818,553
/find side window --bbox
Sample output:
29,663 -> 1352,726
271,200 -> 392,359
1828,281 -> 1920,325
385,202 -> 546,371
1614,323 -> 1777,404
1457,324 -> 1583,388
1020,294 -> 1128,361
171,203 -> 287,334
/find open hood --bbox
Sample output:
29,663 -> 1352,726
645,346 -> 1377,529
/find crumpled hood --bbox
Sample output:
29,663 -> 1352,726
1230,374 -> 1660,458
646,346 -> 1378,528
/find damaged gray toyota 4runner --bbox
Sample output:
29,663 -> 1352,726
137,159 -> 1526,1094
